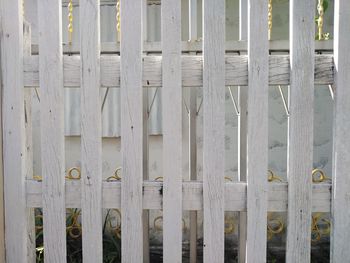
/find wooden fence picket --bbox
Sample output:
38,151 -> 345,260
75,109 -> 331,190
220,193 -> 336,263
238,1 -> 248,262
0,1 -> 27,262
38,0 -> 67,261
202,0 -> 225,262
24,22 -> 36,263
331,0 -> 350,261
286,0 -> 315,262
161,0 -> 183,262
80,0 -> 103,262
120,0 -> 144,262
22,55 -> 334,88
246,0 -> 269,261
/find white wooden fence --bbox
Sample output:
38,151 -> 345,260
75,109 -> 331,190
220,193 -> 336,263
1,0 -> 350,262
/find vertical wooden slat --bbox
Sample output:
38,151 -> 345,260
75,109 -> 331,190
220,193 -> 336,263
0,21 -> 5,263
189,0 -> 198,262
142,94 -> 150,263
238,1 -> 248,262
80,0 -> 103,262
142,2 -> 150,262
202,0 -> 225,261
0,1 -> 27,262
245,0 -> 269,261
286,0 -> 315,262
23,22 -> 36,263
120,0 -> 143,262
38,0 -> 66,261
162,0 -> 182,262
331,0 -> 350,261
142,93 -> 150,263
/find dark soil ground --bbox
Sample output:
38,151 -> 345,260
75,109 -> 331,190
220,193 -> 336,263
149,239 -> 330,263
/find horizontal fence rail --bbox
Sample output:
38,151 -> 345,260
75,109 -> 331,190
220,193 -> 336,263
23,55 -> 334,87
26,180 -> 331,212
30,40 -> 335,54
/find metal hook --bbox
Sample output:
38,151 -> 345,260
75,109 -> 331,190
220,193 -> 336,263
101,87 -> 110,113
278,85 -> 290,116
148,87 -> 159,118
196,97 -> 203,115
328,84 -> 334,100
34,87 -> 40,102
228,86 -> 240,116
183,98 -> 190,115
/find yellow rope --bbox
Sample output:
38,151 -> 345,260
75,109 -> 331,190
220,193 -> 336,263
267,170 -> 284,182
312,168 -> 331,183
106,167 -> 122,181
268,0 -> 272,40
224,217 -> 235,235
317,0 -> 324,40
311,212 -> 331,242
116,0 -> 121,42
267,213 -> 284,240
66,209 -> 82,239
65,167 -> 81,180
153,215 -> 187,232
68,0 -> 73,45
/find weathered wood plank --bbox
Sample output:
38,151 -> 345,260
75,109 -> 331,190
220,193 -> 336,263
80,0 -> 103,262
38,0 -> 67,261
189,0 -> 198,261
23,22 -> 36,263
30,40 -> 335,54
142,3 -> 150,263
246,0 -> 269,261
23,55 -> 334,87
0,1 -> 27,261
202,0 -> 225,262
238,1 -> 248,261
26,181 -> 332,212
120,0 -> 143,262
161,0 -> 183,261
331,0 -> 350,261
286,1 -> 315,262
0,16 -> 5,263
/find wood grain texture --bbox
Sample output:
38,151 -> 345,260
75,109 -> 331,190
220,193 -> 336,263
38,0 -> 67,262
286,1 -> 315,262
0,18 -> 5,263
238,1 -> 248,261
188,1 -> 198,261
331,0 -> 350,261
246,0 -> 269,262
120,0 -> 143,262
30,40 -> 335,54
23,22 -> 36,263
80,0 -> 103,262
161,0 -> 183,262
23,55 -> 334,87
26,181 -> 332,212
202,0 -> 225,262
142,2 -> 150,262
238,85 -> 248,263
0,1 -> 27,262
